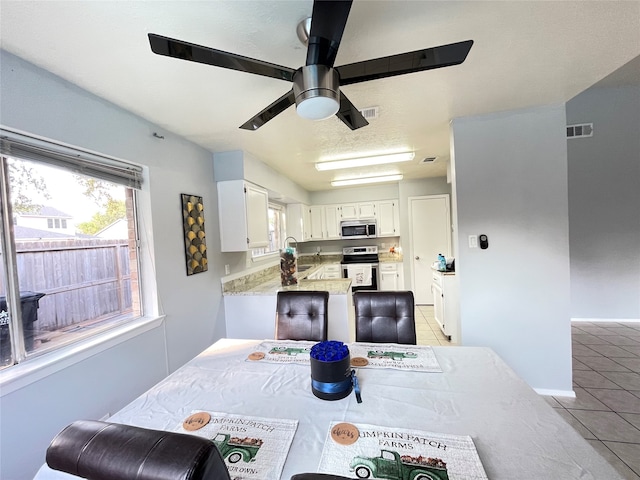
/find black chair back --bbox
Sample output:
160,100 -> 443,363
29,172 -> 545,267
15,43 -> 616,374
353,290 -> 417,344
46,420 -> 231,480
276,290 -> 329,341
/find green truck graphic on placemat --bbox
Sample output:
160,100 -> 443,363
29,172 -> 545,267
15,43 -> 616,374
350,449 -> 449,480
212,433 -> 263,463
269,346 -> 311,356
367,350 -> 418,361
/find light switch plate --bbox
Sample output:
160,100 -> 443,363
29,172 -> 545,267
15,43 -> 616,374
468,235 -> 478,248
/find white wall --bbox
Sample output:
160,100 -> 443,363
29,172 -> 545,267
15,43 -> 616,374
451,105 -> 573,394
566,85 -> 640,320
0,50 -> 226,479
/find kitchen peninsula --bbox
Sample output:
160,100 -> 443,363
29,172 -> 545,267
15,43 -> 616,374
222,262 -> 354,342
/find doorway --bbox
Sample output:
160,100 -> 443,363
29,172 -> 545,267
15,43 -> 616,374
409,195 -> 451,304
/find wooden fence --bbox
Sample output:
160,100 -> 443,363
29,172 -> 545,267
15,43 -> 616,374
0,238 -> 136,332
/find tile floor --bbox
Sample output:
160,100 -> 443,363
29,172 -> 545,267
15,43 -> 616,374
414,311 -> 640,478
542,321 -> 640,479
415,305 -> 455,346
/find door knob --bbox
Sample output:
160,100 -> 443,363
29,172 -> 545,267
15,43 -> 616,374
415,256 -> 420,260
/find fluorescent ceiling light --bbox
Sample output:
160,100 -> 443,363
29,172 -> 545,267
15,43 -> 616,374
331,174 -> 403,187
316,152 -> 415,171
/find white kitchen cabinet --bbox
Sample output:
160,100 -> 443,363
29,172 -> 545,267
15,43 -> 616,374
217,180 -> 269,252
340,202 -> 376,220
358,202 -> 376,219
377,200 -> 400,237
287,203 -> 311,242
308,205 -> 325,240
379,262 -> 404,290
431,269 -> 458,343
322,263 -> 341,279
324,205 -> 341,239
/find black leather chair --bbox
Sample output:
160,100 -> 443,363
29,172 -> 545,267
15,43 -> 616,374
353,290 -> 417,344
46,420 -> 231,480
275,290 -> 329,341
291,474 -> 351,480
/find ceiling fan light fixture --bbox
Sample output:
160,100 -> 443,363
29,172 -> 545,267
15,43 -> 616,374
316,152 -> 415,171
331,174 -> 404,187
293,65 -> 340,120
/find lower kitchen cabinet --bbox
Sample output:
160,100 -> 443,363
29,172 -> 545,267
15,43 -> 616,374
379,262 -> 404,290
431,269 -> 458,343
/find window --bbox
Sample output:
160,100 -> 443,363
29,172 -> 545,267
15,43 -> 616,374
0,130 -> 143,369
251,203 -> 286,259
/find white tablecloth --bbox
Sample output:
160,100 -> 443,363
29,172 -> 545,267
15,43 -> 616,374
35,339 -> 622,479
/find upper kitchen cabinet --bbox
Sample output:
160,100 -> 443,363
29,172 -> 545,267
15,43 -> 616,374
308,205 -> 325,240
287,203 -> 311,242
217,180 -> 269,252
340,202 -> 376,220
377,200 -> 400,237
324,205 -> 341,239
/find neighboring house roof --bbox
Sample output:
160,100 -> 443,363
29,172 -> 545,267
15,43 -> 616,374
13,225 -> 76,240
95,218 -> 127,239
18,206 -> 72,218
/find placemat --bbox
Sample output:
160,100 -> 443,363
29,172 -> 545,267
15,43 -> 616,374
176,411 -> 298,480
247,341 -> 442,372
246,340 -> 315,365
318,421 -> 488,479
349,342 -> 442,372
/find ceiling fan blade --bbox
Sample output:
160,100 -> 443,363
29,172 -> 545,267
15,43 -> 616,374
336,92 -> 369,130
337,40 -> 474,86
148,33 -> 296,82
239,90 -> 296,131
306,0 -> 353,67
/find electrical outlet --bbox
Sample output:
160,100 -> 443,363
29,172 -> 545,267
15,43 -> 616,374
468,235 -> 478,248
224,264 -> 230,275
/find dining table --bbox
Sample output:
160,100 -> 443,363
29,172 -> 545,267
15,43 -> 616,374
34,338 -> 623,480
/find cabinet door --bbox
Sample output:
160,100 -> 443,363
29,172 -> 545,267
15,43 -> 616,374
308,206 -> 325,240
377,200 -> 399,236
380,271 -> 398,290
358,202 -> 376,219
287,203 -> 310,242
324,205 -> 341,239
245,183 -> 269,248
302,205 -> 311,241
340,203 -> 358,220
432,282 -> 445,334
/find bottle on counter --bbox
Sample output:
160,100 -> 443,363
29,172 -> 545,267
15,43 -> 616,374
438,254 -> 446,272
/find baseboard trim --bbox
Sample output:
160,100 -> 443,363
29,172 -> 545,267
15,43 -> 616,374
535,388 -> 576,398
572,318 -> 640,323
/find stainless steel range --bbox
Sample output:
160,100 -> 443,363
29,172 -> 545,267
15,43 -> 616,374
341,246 -> 379,291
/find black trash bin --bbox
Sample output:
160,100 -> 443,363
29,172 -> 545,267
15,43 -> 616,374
0,291 -> 46,363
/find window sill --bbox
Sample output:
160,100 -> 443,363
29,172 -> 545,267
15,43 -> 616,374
0,315 -> 165,396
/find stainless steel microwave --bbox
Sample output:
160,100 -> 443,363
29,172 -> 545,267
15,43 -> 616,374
340,220 -> 377,239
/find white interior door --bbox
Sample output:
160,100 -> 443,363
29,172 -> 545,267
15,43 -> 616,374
409,195 -> 451,304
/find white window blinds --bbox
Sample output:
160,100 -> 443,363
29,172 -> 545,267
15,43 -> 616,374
0,129 -> 143,189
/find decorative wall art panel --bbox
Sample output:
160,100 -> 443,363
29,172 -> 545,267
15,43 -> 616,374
181,193 -> 208,276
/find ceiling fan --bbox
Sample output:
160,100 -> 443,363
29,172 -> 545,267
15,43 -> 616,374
148,0 -> 473,132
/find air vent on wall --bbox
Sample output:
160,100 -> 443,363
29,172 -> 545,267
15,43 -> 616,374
421,156 -> 437,163
359,106 -> 379,120
566,123 -> 593,139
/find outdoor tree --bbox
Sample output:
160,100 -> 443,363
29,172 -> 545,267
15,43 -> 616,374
76,198 -> 126,235
75,176 -> 113,205
8,160 -> 51,214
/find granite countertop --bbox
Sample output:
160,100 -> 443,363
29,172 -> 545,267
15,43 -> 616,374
223,263 -> 352,296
